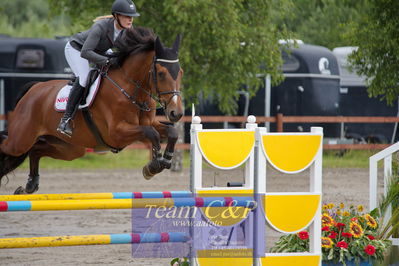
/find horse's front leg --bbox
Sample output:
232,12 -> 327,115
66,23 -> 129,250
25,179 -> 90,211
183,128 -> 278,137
141,126 -> 165,179
152,122 -> 179,170
111,123 -> 166,179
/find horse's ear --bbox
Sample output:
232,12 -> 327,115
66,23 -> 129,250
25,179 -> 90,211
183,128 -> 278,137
172,34 -> 182,53
155,36 -> 165,56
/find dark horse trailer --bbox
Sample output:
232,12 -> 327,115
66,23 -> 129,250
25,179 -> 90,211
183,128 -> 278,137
249,43 -> 341,137
0,36 -> 73,130
333,47 -> 398,143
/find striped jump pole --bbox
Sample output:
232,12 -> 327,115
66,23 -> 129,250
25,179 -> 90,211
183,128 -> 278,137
0,197 -> 256,212
0,190 -> 192,201
0,232 -> 189,249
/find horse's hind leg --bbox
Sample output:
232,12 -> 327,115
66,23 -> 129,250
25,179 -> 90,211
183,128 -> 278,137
13,151 -> 41,194
0,131 -> 30,182
14,136 -> 86,194
0,117 -> 40,183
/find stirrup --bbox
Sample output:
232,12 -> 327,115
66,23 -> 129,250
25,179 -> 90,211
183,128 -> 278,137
57,118 -> 73,137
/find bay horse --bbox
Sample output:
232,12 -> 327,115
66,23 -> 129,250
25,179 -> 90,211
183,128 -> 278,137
0,27 -> 184,194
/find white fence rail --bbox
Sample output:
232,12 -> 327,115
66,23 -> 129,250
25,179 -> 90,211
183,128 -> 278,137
369,142 -> 399,246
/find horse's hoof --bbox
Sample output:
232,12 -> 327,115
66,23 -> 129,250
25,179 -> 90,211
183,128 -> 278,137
160,158 -> 172,169
25,184 -> 39,194
143,166 -> 155,180
14,186 -> 26,195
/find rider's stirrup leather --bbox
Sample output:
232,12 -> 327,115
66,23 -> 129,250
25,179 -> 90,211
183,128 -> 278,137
57,81 -> 85,137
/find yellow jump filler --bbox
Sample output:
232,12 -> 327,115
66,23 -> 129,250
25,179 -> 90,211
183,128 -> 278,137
190,115 -> 323,266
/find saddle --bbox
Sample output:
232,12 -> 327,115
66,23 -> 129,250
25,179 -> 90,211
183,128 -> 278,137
54,70 -> 101,112
54,69 -> 122,153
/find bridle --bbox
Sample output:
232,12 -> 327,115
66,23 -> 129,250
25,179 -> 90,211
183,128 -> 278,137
101,56 -> 181,112
151,57 -> 181,107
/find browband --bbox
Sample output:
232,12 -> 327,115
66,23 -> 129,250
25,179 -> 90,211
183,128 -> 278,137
156,58 -> 179,63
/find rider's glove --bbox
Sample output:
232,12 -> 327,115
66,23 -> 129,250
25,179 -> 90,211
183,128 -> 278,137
106,57 -> 119,66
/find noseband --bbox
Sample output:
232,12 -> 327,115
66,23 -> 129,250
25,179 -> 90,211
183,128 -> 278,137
102,56 -> 181,112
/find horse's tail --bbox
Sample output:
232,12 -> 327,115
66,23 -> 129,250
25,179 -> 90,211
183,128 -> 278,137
0,81 -> 37,183
0,130 -> 29,183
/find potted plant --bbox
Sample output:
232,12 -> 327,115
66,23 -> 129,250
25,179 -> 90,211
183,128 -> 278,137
270,202 -> 391,265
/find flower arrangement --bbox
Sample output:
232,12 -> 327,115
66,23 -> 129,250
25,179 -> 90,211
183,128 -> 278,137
270,203 -> 391,265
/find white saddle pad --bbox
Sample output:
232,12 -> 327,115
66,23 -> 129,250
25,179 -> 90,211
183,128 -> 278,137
54,76 -> 101,112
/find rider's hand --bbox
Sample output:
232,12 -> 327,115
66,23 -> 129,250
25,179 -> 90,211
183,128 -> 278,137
106,57 -> 118,66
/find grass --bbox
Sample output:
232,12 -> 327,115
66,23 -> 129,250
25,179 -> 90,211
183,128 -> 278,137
17,149 -> 378,170
323,150 -> 377,168
19,149 -> 152,170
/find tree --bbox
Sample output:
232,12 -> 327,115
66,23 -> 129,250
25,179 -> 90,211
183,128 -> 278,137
272,0 -> 366,49
0,0 -> 47,28
347,0 -> 399,105
0,0 -> 70,38
49,0 -> 291,114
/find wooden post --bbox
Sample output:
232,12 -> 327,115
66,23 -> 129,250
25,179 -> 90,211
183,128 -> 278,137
171,121 -> 184,172
276,113 -> 283,132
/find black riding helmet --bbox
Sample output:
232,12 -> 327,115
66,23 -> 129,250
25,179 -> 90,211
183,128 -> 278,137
111,0 -> 140,17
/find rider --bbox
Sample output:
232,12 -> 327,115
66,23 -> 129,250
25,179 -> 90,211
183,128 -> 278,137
57,0 -> 140,137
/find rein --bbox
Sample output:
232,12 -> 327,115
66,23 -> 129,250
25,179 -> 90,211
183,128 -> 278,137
103,72 -> 151,111
101,57 -> 181,112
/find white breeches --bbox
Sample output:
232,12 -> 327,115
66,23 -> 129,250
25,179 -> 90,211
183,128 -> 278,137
64,42 -> 92,87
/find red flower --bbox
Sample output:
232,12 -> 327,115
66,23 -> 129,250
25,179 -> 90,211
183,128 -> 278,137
298,231 -> 309,240
328,231 -> 338,239
322,226 -> 330,232
364,245 -> 376,255
336,223 -> 345,230
342,232 -> 353,238
351,217 -> 358,222
367,235 -> 375,240
337,241 -> 348,249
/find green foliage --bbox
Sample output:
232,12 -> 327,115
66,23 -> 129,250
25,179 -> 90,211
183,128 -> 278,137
48,0 -> 289,114
323,150 -> 376,168
347,0 -> 399,106
0,0 -> 48,27
272,0 -> 367,49
19,149 -> 154,170
269,232 -> 309,253
0,0 -> 71,38
170,257 -> 189,266
374,175 -> 399,240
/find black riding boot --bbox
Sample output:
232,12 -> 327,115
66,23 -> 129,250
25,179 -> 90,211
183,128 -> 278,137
57,80 -> 85,137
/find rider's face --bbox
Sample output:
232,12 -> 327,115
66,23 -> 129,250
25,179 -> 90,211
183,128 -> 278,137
116,14 -> 133,29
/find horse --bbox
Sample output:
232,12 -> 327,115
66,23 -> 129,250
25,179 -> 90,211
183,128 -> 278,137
0,27 -> 184,194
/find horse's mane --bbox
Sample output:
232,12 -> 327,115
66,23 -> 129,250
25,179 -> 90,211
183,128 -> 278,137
114,26 -> 155,63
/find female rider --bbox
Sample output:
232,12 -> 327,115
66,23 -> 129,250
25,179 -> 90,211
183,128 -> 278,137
57,0 -> 140,137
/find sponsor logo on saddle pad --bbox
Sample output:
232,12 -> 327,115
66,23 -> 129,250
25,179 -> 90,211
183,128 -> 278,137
54,76 -> 101,112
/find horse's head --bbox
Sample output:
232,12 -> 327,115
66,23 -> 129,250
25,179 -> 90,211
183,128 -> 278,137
113,27 -> 184,122
152,35 -> 184,122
